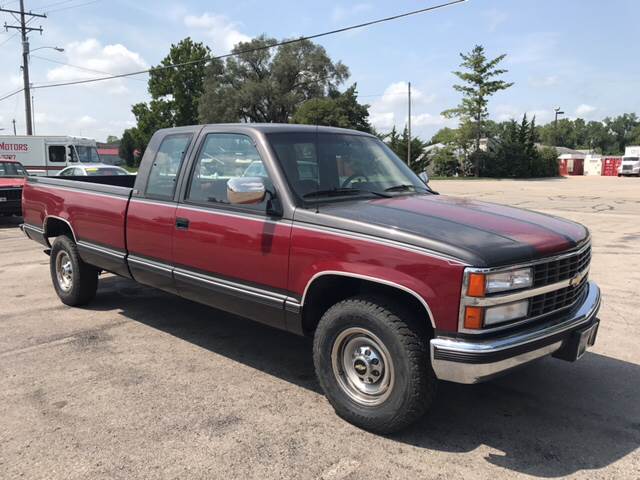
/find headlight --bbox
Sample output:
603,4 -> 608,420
467,268 -> 533,296
484,300 -> 529,326
485,268 -> 533,294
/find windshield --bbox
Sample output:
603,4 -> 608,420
86,167 -> 128,176
75,145 -> 101,163
0,161 -> 27,177
267,132 -> 427,203
622,157 -> 639,162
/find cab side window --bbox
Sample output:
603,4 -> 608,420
48,145 -> 66,163
145,134 -> 192,200
186,133 -> 272,212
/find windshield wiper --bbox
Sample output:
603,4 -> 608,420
384,184 -> 429,193
303,187 -> 391,199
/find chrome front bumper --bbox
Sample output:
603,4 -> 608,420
430,281 -> 601,384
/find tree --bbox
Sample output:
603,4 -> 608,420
119,128 -> 143,167
198,35 -> 349,124
442,45 -> 513,175
604,113 -> 639,154
429,127 -> 457,145
292,85 -> 371,132
431,146 -> 459,176
105,135 -> 119,144
131,38 -> 212,153
382,126 -> 427,170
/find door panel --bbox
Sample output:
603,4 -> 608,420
172,206 -> 291,329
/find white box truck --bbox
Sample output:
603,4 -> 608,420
619,146 -> 640,177
0,136 -> 101,176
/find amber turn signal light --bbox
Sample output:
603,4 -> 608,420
464,306 -> 484,329
467,273 -> 486,297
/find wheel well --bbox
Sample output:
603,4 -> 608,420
301,275 -> 433,336
44,217 -> 75,243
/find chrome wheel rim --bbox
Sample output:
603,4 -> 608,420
55,250 -> 73,292
331,327 -> 394,406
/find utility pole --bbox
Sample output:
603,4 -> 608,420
407,81 -> 412,166
2,1 -> 46,135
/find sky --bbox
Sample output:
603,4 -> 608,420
0,0 -> 638,142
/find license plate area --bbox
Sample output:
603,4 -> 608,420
553,319 -> 599,362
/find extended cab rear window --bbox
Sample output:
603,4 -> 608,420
145,134 -> 192,200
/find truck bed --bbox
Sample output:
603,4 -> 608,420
22,175 -> 135,278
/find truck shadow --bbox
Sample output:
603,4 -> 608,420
91,275 -> 639,478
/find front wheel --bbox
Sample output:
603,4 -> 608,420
50,235 -> 99,306
313,296 -> 436,433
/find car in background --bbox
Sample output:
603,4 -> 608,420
58,164 -> 130,177
0,159 -> 28,217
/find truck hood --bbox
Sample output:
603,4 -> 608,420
0,177 -> 26,188
297,194 -> 589,267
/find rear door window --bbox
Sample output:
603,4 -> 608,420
145,134 -> 192,200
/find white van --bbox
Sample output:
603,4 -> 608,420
0,135 -> 101,176
619,146 -> 640,177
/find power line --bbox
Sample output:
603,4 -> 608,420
38,0 -> 81,10
30,0 -> 467,91
0,87 -> 24,102
0,30 -> 18,46
31,54 -> 147,82
45,0 -> 100,13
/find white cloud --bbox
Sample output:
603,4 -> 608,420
45,38 -> 147,94
494,104 -> 552,123
576,104 -> 596,117
78,115 -> 97,126
184,13 -> 250,53
529,75 -> 558,88
369,112 -> 394,130
483,9 -> 508,32
411,113 -> 448,127
372,81 -> 435,110
367,82 -> 450,137
331,3 -> 372,23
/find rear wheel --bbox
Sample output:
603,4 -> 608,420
50,235 -> 99,306
313,295 -> 436,433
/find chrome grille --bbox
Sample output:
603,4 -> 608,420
529,276 -> 589,318
533,245 -> 591,287
622,165 -> 632,171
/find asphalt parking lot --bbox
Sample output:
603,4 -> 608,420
1,176 -> 639,479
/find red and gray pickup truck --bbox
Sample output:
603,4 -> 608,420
21,124 -> 601,433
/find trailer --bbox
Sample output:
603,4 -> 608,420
0,135 -> 100,176
602,157 -> 623,176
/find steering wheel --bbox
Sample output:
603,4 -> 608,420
341,173 -> 370,188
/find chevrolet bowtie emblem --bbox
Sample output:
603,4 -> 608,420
569,270 -> 587,288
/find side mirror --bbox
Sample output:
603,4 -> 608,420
227,177 -> 266,205
418,171 -> 429,185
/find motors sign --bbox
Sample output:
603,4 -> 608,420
0,142 -> 29,152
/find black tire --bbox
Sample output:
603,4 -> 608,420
49,235 -> 99,306
313,295 -> 436,434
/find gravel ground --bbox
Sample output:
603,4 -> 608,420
0,176 -> 638,479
